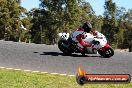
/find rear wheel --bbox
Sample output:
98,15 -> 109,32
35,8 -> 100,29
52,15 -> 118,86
58,39 -> 72,55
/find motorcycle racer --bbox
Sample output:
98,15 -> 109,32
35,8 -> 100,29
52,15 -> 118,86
58,23 -> 114,57
69,22 -> 93,52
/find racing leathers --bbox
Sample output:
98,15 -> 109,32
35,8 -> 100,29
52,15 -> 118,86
70,28 -> 92,52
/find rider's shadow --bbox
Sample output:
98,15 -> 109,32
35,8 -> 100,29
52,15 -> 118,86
38,51 -> 101,57
40,52 -> 82,57
40,52 -> 65,56
71,54 -> 101,57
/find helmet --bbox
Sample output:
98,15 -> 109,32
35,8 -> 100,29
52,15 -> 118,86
82,22 -> 92,33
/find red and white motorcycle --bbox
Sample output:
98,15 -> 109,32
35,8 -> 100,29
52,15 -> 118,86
58,32 -> 114,58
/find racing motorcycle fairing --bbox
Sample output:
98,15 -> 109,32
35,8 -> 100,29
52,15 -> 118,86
58,32 -> 114,58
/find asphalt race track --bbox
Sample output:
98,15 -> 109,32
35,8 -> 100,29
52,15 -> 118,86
0,40 -> 132,76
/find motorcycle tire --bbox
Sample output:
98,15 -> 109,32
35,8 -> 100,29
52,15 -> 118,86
98,47 -> 114,58
58,39 -> 72,55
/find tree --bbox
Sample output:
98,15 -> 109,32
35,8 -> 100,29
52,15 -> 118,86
123,9 -> 132,49
102,0 -> 117,48
35,0 -> 95,44
0,0 -> 26,41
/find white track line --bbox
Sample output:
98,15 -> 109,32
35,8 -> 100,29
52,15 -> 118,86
0,66 -> 75,77
50,73 -> 59,75
6,68 -> 13,70
41,72 -> 48,74
68,75 -> 76,77
14,69 -> 21,71
0,67 -> 5,69
24,70 -> 32,72
32,71 -> 40,73
60,74 -> 67,76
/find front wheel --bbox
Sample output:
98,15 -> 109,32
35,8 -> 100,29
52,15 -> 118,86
98,47 -> 114,58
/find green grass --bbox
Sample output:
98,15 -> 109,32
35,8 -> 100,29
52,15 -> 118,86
0,69 -> 131,88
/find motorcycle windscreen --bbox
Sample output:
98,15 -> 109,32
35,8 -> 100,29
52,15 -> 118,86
94,38 -> 107,47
